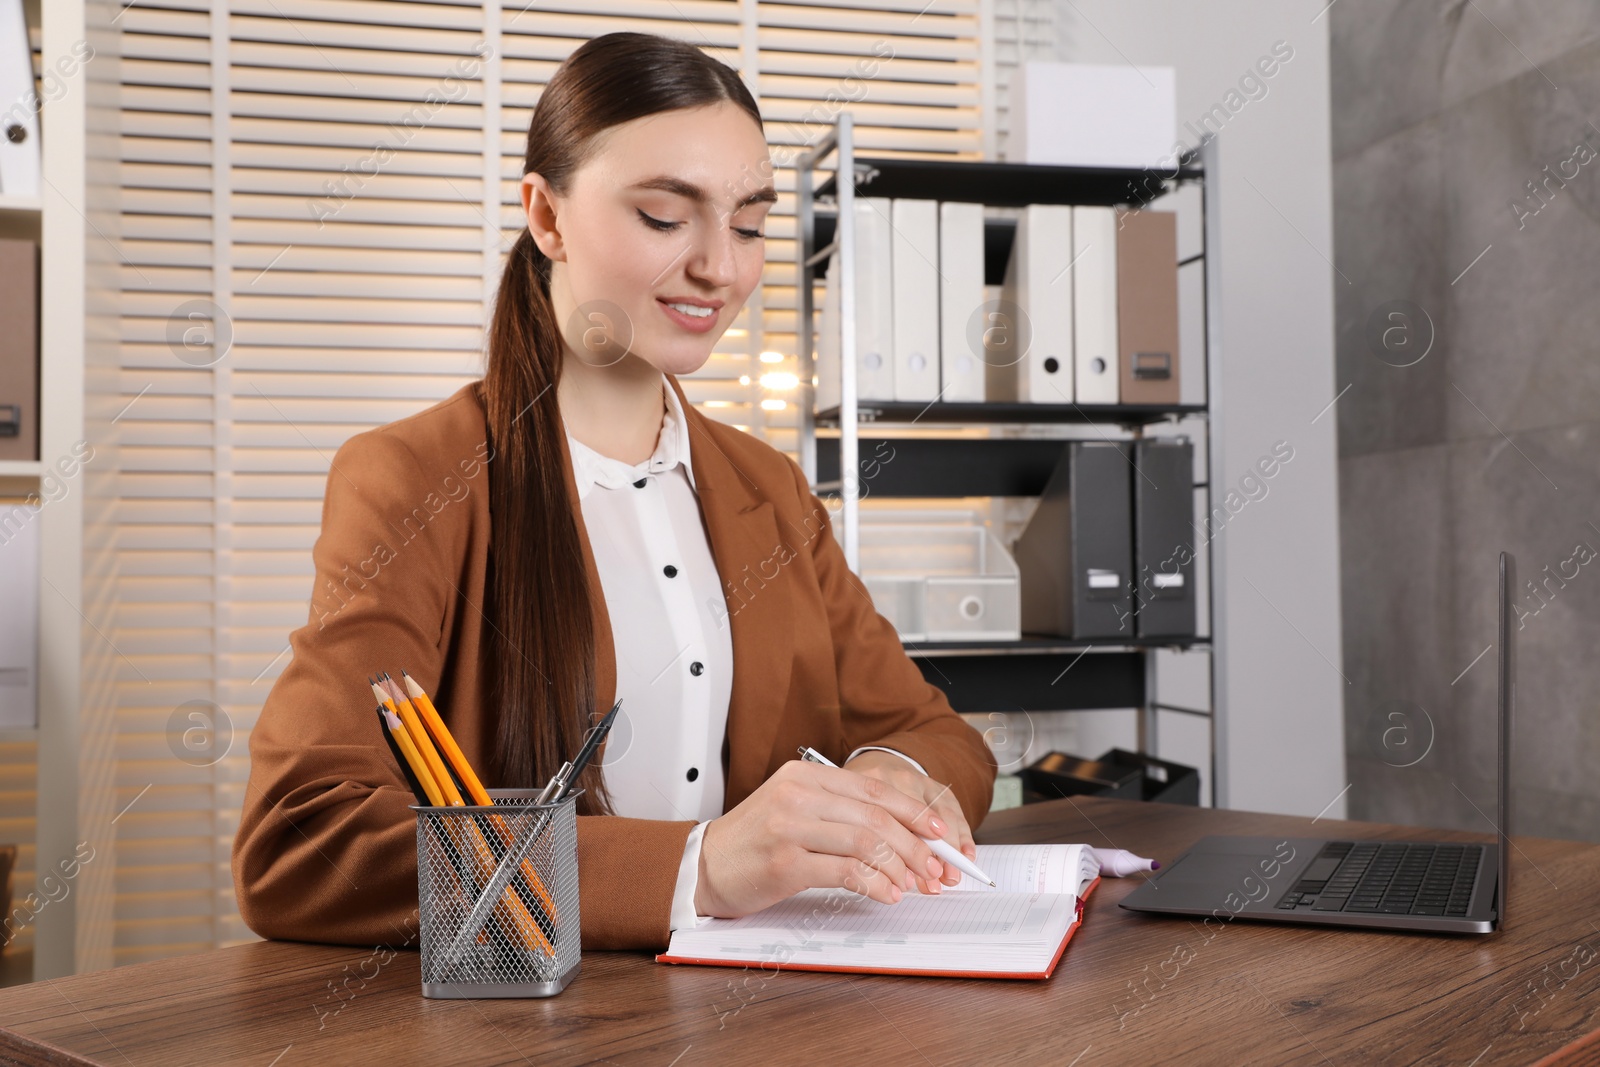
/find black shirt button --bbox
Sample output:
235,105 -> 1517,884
686,767 -> 699,782
632,477 -> 647,488
663,564 -> 678,578
689,661 -> 704,676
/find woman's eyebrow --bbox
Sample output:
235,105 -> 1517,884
628,175 -> 778,210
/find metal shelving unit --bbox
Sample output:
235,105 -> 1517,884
3,0 -> 124,981
795,113 -> 1228,804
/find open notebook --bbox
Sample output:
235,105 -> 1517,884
657,844 -> 1102,979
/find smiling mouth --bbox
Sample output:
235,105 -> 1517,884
659,300 -> 716,319
656,298 -> 723,334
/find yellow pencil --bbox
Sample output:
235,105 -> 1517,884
371,677 -> 552,956
373,678 -> 462,806
399,671 -> 560,925
400,671 -> 491,804
379,704 -> 445,807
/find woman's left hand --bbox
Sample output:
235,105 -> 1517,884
843,750 -> 975,894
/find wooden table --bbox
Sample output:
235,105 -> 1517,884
3,798 -> 1600,1066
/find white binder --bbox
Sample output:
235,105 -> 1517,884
1072,205 -> 1120,404
815,197 -> 895,413
0,0 -> 40,197
938,201 -> 986,402
890,198 -> 940,401
987,204 -> 1074,403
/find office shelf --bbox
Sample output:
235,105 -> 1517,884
14,0 -> 124,983
903,637 -> 1211,713
795,115 -> 1227,803
908,646 -> 1146,714
815,156 -> 1201,207
816,437 -> 1066,498
814,400 -> 1207,428
909,636 -> 1211,656
0,194 -> 42,216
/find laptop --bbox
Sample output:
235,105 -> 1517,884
1119,551 -> 1515,934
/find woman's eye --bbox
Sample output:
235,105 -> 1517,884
639,207 -> 763,240
637,209 -> 680,232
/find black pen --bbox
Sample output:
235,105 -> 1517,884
536,699 -> 622,803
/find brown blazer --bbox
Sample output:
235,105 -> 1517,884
232,374 -> 997,951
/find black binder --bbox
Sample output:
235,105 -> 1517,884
1012,441 -> 1133,640
1132,439 -> 1196,638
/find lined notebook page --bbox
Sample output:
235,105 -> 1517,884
660,844 -> 1099,976
943,844 -> 1097,895
707,882 -> 1064,939
673,889 -> 1083,973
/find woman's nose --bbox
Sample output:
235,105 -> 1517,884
686,224 -> 739,289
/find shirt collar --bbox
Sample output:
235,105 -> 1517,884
565,373 -> 697,501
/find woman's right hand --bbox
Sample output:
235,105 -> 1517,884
693,759 -> 952,918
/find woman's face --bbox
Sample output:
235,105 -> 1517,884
524,100 -> 775,378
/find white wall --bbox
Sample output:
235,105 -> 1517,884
1053,0 -> 1347,816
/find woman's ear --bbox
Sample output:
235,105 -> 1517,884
522,172 -> 566,262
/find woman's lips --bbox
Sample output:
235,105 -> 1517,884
657,298 -> 719,334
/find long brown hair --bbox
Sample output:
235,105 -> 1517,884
481,32 -> 762,812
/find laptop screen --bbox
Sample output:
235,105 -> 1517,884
1498,551 -> 1514,927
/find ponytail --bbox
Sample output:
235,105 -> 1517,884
478,31 -> 763,813
481,230 -> 611,813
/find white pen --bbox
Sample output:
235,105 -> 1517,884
1087,846 -> 1160,876
798,745 -> 997,889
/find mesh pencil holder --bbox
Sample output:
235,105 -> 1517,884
412,788 -> 582,998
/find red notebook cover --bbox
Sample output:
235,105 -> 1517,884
656,874 -> 1101,980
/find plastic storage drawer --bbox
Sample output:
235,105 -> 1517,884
858,521 -> 1021,641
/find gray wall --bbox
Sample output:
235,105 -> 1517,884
1056,1 -> 1348,816
1333,3 -> 1600,839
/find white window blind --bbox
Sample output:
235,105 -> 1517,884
105,0 -> 1039,964
992,0 -> 1056,160
0,19 -> 46,969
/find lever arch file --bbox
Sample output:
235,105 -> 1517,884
986,204 -> 1073,403
1117,209 -> 1181,405
1012,441 -> 1133,640
891,198 -> 940,401
1132,439 -> 1195,638
815,197 -> 896,413
0,0 -> 40,196
938,201 -> 986,402
1072,206 -> 1119,403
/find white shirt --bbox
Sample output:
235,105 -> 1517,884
565,374 -> 927,929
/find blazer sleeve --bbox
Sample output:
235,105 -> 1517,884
785,459 -> 999,831
232,429 -> 695,952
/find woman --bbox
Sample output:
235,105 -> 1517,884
232,31 -> 997,952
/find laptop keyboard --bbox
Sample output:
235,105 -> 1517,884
1274,842 -> 1483,917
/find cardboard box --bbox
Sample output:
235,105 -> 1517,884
0,238 -> 39,462
1006,61 -> 1176,169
